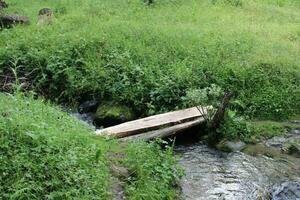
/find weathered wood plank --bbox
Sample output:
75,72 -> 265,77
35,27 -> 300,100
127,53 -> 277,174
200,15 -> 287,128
119,117 -> 205,141
95,106 -> 207,138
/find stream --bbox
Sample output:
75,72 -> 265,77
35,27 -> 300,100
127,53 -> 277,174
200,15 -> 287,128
175,141 -> 300,200
70,110 -> 300,200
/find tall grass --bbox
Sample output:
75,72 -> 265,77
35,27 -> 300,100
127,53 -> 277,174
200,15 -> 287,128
0,93 -> 181,199
0,0 -> 299,119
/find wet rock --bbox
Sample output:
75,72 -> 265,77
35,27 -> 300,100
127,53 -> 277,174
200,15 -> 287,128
72,112 -> 95,127
242,144 -> 281,158
287,144 -> 300,158
0,14 -> 30,28
291,129 -> 300,135
0,0 -> 8,9
37,8 -> 54,25
269,180 -> 300,200
265,136 -> 287,149
217,140 -> 246,152
95,103 -> 135,127
264,128 -> 300,155
291,120 -> 300,125
78,100 -> 98,113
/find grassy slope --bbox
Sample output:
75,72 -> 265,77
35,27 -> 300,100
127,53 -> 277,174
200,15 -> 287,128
0,0 -> 300,119
0,93 -> 181,199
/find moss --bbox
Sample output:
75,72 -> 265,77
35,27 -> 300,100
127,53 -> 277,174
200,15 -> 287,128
216,140 -> 232,152
95,102 -> 135,127
242,144 -> 282,158
216,139 -> 246,152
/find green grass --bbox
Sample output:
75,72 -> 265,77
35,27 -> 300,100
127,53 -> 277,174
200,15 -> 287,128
0,0 -> 299,119
220,117 -> 300,143
0,93 -> 181,199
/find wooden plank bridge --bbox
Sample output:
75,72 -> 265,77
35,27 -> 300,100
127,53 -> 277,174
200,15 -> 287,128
95,106 -> 208,141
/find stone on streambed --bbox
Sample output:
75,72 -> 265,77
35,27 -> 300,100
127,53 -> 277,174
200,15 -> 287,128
95,103 -> 135,127
291,129 -> 300,135
291,120 -> 300,125
264,128 -> 300,156
269,180 -> 300,200
78,100 -> 98,114
217,140 -> 246,152
287,143 -> 300,158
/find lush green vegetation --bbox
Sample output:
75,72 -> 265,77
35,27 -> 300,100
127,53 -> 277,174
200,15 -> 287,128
220,117 -> 295,143
1,0 -> 299,120
1,0 -> 300,197
0,93 -> 181,199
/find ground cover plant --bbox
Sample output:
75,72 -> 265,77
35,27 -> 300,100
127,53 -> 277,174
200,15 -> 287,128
0,93 -> 181,199
0,0 -> 299,120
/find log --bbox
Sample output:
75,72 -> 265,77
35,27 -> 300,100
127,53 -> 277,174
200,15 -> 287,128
96,106 -> 207,138
0,14 -> 30,28
119,117 -> 205,141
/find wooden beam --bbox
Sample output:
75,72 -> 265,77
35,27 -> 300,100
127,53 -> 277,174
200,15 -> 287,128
96,106 -> 207,138
119,117 -> 205,141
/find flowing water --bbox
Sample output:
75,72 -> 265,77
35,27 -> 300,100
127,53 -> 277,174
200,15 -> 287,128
70,110 -> 300,200
175,142 -> 300,200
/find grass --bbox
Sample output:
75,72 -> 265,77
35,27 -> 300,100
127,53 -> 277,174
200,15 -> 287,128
0,0 -> 299,119
0,93 -> 181,199
220,117 -> 300,143
1,1 -> 300,197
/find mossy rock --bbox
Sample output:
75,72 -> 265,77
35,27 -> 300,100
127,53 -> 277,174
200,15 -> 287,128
242,144 -> 281,158
95,103 -> 135,127
216,140 -> 246,152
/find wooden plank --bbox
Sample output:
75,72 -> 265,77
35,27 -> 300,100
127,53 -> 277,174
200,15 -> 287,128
119,117 -> 205,141
95,106 -> 207,138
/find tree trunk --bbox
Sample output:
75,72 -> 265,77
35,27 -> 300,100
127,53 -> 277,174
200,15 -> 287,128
207,91 -> 234,145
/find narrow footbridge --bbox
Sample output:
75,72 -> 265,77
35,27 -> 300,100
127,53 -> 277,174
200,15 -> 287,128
96,106 -> 207,141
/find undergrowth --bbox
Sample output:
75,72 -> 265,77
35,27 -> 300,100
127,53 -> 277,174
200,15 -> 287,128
219,111 -> 300,143
0,0 -> 299,120
0,93 -> 181,199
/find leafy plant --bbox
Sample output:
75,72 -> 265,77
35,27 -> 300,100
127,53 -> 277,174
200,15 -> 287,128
182,84 -> 223,122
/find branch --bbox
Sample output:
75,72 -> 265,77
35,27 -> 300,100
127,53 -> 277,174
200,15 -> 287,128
209,91 -> 234,131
